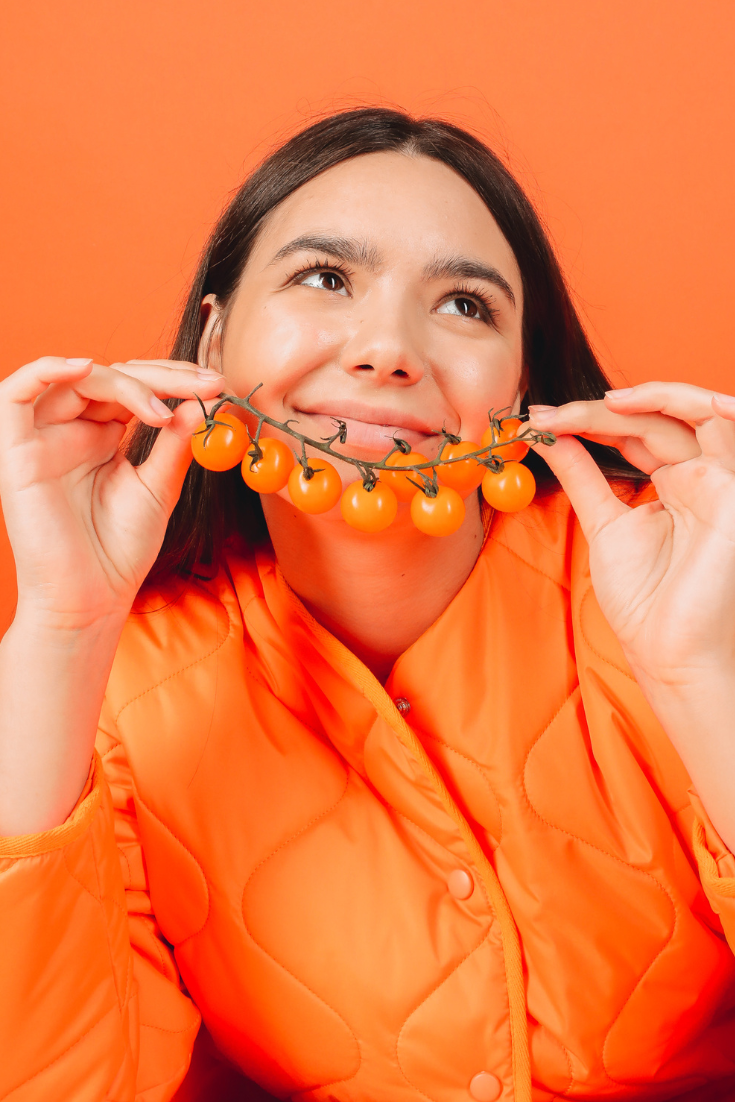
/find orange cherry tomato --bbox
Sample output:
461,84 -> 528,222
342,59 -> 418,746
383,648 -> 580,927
287,460 -> 342,514
481,461 -> 536,512
482,417 -> 529,463
410,485 -> 466,536
381,450 -> 429,502
437,441 -> 484,496
340,480 -> 398,533
191,411 -> 248,471
241,437 -> 294,493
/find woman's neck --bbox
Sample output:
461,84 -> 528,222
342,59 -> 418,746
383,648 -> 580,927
261,493 -> 486,682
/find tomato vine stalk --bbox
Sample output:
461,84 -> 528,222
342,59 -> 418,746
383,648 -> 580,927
196,385 -> 556,491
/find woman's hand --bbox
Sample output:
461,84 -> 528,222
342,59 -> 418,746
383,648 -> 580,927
528,383 -> 735,683
528,383 -> 735,849
0,356 -> 225,628
0,356 -> 227,833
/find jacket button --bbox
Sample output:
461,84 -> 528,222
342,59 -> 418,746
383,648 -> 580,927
447,869 -> 474,900
469,1072 -> 502,1100
394,697 -> 411,715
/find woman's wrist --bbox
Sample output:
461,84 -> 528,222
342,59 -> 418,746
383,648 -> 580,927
633,666 -> 735,854
11,590 -> 132,639
0,606 -> 127,836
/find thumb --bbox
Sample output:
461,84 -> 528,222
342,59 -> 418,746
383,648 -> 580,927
532,433 -> 628,541
134,399 -> 202,513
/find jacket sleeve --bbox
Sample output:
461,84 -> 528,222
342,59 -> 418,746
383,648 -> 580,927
689,789 -> 735,951
0,719 -> 200,1101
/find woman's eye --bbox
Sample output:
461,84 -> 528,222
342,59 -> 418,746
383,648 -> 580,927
299,270 -> 348,295
437,296 -> 483,319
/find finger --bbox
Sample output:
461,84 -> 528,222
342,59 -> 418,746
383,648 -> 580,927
112,360 -> 225,393
33,364 -> 224,428
0,357 -> 95,445
32,382 -> 128,428
133,398 -> 208,513
74,401 -> 137,425
536,426 -> 663,476
704,393 -> 735,465
712,392 -> 735,422
124,358 -> 201,370
528,399 -> 700,469
531,434 -> 630,542
605,383 -> 735,463
604,381 -> 718,423
29,364 -> 174,429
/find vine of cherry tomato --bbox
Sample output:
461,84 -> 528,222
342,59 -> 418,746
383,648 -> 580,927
381,450 -> 429,502
410,485 -> 466,537
191,411 -> 249,471
287,461 -> 343,514
481,461 -> 536,512
341,481 -> 398,533
192,411 -> 538,532
482,417 -> 529,463
240,437 -> 294,493
437,440 -> 484,496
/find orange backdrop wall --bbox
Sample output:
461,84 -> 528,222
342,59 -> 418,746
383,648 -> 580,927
1,0 -> 734,631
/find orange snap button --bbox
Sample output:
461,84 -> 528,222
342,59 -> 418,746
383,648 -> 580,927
447,869 -> 474,900
469,1071 -> 501,1101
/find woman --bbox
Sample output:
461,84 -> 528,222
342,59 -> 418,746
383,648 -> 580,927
0,107 -> 734,1102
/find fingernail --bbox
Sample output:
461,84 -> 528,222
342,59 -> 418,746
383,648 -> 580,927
528,405 -> 557,421
605,388 -> 632,399
65,357 -> 92,366
197,368 -> 223,378
714,392 -> 735,404
150,396 -> 174,418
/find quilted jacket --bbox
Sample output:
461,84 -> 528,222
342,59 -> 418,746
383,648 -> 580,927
1,490 -> 735,1102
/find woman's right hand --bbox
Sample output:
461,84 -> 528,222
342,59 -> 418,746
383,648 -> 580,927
0,356 -> 225,630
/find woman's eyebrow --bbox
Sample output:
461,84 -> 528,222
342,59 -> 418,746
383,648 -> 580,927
423,255 -> 516,306
270,234 -> 382,270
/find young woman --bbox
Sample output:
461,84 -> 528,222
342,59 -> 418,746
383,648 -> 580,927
1,108 -> 734,1102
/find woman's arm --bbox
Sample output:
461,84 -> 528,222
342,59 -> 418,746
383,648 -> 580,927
528,383 -> 735,852
0,355 -> 224,834
0,354 -> 225,1096
0,731 -> 201,1098
0,611 -> 126,834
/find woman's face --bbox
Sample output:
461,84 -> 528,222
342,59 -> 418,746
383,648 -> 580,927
203,151 -> 524,476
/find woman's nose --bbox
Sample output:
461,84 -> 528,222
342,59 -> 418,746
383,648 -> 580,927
339,301 -> 425,385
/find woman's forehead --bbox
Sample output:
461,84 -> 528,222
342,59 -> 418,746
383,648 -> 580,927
251,151 -> 521,283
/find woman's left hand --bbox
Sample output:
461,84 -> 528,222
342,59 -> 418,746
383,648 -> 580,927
528,383 -> 735,848
528,383 -> 735,688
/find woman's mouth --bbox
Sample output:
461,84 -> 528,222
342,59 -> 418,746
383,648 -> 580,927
292,402 -> 446,454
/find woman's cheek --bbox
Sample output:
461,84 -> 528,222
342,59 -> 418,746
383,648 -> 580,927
225,302 -> 343,404
443,357 -> 522,442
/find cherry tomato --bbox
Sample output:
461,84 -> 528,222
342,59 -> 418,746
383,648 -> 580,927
482,417 -> 529,463
381,450 -> 429,502
437,441 -> 484,496
287,460 -> 342,514
481,461 -> 536,512
341,481 -> 398,533
410,485 -> 466,536
191,411 -> 248,471
241,437 -> 294,493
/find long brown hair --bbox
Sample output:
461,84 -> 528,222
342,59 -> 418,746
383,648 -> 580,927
128,106 -> 638,583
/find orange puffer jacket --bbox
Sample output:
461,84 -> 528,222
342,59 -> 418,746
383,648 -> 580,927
2,491 -> 735,1102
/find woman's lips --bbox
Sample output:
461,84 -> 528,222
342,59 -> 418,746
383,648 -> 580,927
292,402 -> 448,453
296,414 -> 427,451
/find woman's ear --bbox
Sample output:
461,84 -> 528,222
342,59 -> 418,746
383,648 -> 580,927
197,294 -> 224,370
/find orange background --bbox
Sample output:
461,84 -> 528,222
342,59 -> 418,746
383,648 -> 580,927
1,0 -> 733,631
